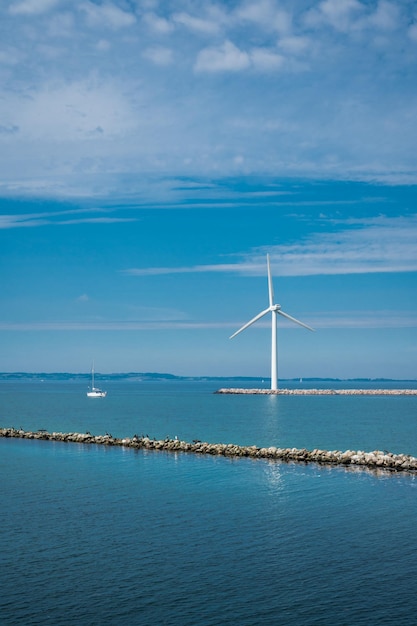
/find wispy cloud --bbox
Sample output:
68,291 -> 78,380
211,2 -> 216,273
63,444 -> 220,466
123,215 -> 417,277
262,215 -> 417,276
231,310 -> 417,329
59,217 -> 136,225
310,310 -> 417,329
0,321 -> 234,331
0,207 -> 136,229
1,310 -> 415,331
122,264 -> 242,277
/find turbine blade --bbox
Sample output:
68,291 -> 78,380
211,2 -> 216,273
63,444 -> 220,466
278,309 -> 315,331
230,307 -> 271,339
267,254 -> 274,307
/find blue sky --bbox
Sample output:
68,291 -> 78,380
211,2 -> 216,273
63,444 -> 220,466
0,0 -> 416,378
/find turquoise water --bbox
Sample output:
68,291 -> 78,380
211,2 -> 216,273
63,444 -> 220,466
1,380 -> 417,625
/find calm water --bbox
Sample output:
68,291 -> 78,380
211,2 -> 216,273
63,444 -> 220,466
1,380 -> 417,625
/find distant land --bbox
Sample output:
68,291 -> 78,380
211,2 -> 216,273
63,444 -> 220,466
0,372 -> 415,383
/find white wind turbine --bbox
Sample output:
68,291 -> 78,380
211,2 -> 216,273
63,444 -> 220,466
230,254 -> 315,391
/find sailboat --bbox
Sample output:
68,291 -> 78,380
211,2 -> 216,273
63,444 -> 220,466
86,363 -> 107,398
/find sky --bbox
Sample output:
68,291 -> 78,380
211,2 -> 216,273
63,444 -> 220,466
1,0 -> 416,379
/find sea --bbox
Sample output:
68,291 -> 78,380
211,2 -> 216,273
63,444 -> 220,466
1,378 -> 417,626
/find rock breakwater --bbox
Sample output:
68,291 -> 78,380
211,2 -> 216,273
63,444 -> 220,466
2,427 -> 417,474
215,388 -> 417,395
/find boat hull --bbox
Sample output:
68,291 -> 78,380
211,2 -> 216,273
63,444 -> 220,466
87,388 -> 107,398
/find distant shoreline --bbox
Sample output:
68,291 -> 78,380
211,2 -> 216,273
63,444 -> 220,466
215,388 -> 417,396
0,373 -> 416,383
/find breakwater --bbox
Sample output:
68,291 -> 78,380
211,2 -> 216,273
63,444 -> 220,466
215,388 -> 417,395
2,427 -> 417,473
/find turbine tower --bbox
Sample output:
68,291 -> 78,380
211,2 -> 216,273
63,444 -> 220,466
230,254 -> 315,390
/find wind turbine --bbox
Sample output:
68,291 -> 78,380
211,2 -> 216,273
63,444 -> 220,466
230,254 -> 315,391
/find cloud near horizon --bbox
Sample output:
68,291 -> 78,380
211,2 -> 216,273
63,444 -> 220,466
0,309 -> 416,331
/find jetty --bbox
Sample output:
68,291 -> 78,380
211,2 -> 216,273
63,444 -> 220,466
215,388 -> 417,395
2,427 -> 417,474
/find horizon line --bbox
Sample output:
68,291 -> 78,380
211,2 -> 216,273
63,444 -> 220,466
0,372 -> 415,382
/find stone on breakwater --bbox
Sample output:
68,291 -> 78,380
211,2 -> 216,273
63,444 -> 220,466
215,388 -> 417,395
2,427 -> 417,474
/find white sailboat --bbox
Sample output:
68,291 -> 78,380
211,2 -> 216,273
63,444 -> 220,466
86,363 -> 107,398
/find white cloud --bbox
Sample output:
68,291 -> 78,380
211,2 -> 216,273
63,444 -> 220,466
0,46 -> 23,65
9,0 -> 59,15
304,0 -> 402,36
250,48 -> 284,71
364,1 -> 400,31
4,80 -> 136,141
143,11 -> 174,34
278,36 -> 310,55
236,0 -> 292,35
80,1 -> 136,29
195,41 -> 286,73
304,0 -> 365,33
408,22 -> 417,42
195,40 -> 250,72
143,46 -> 173,66
173,11 -> 221,35
47,12 -> 76,38
96,39 -> 111,52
